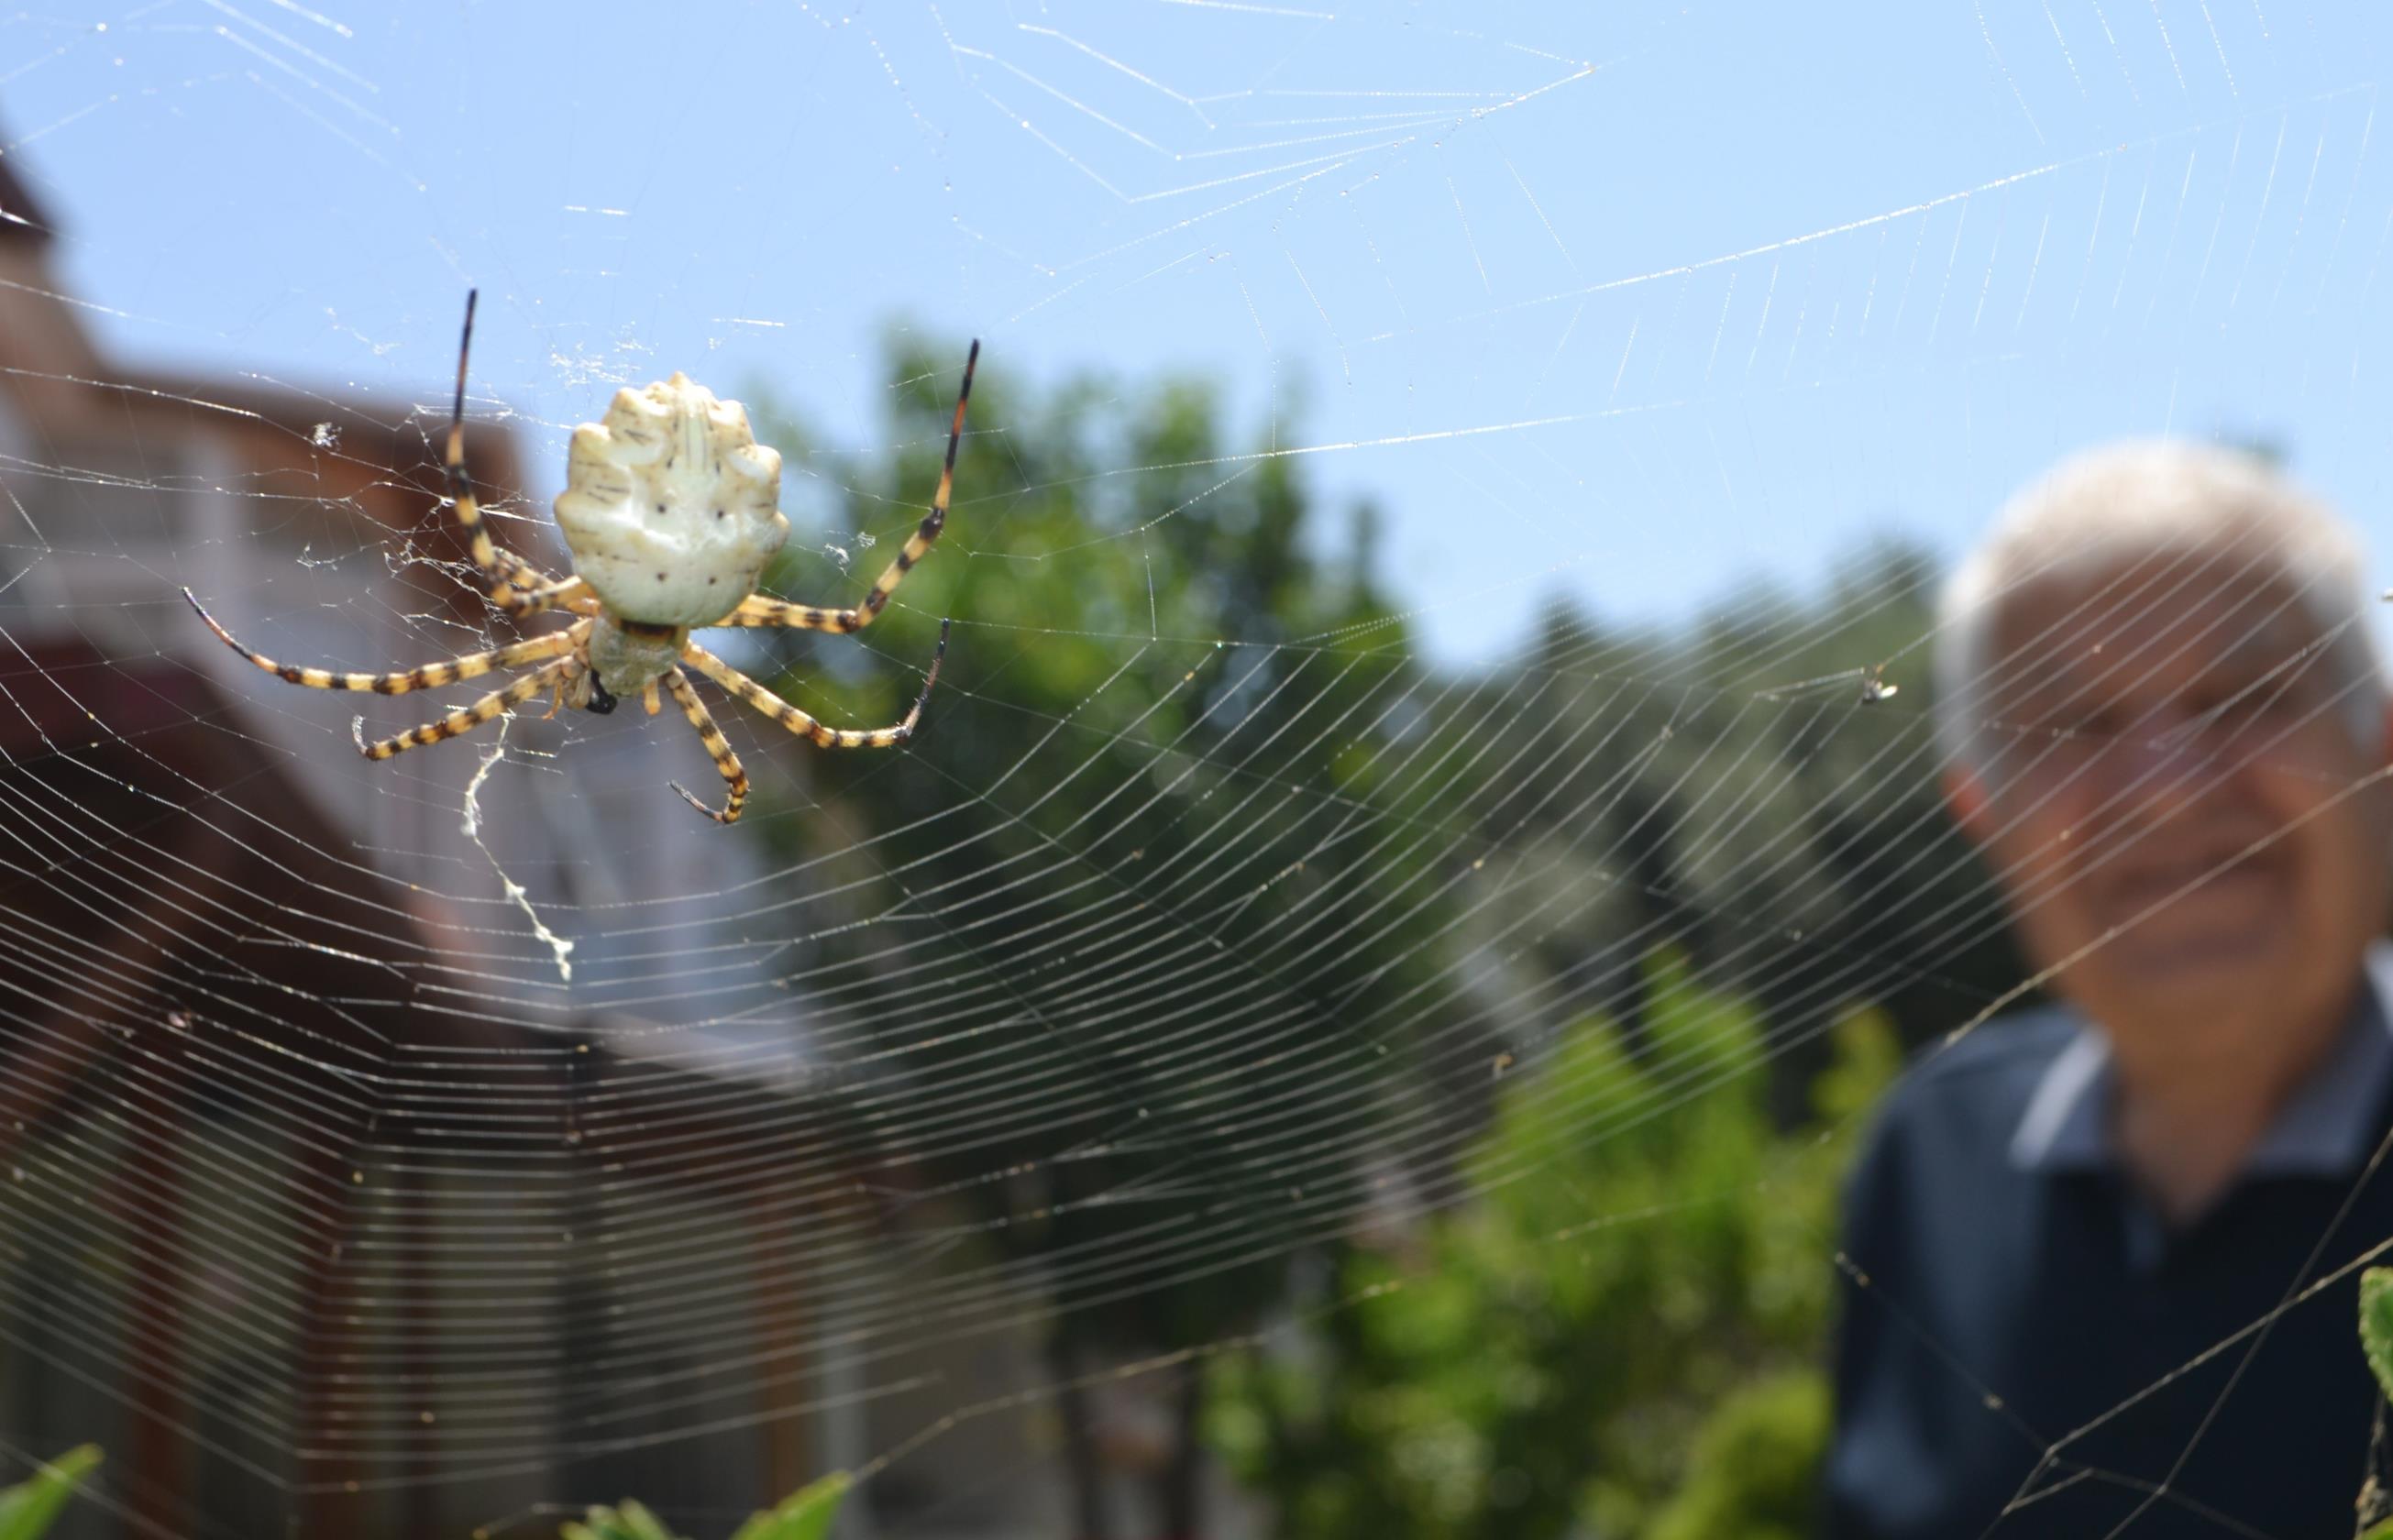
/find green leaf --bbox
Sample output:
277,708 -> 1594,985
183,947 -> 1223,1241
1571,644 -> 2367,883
556,1475 -> 851,1540
0,1446 -> 101,1540
559,1499 -> 685,1540
728,1471 -> 852,1540
2362,1269 -> 2393,1402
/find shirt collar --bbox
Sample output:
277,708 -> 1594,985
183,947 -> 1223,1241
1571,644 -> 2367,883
2010,940 -> 2393,1177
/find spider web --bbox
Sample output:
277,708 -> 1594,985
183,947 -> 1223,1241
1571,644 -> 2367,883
0,2 -> 2389,1536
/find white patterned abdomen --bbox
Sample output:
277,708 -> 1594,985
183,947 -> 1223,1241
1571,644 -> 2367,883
554,372 -> 788,625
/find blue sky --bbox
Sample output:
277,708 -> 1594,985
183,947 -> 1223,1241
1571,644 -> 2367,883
8,0 -> 2393,665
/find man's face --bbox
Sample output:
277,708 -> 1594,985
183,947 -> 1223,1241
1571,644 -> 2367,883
1956,564 -> 2393,1054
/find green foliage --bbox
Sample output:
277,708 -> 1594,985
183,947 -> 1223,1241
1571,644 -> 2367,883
745,338 -> 1963,1536
561,1500 -> 681,1540
2362,1268 -> 2393,1402
748,339 -> 1435,1358
0,1446 -> 99,1540
1207,956 -> 1896,1538
2358,1271 -> 2393,1537
1487,541 -> 2023,1091
559,1471 -> 848,1540
726,1473 -> 850,1540
1646,1373 -> 1829,1540
744,336 -> 1452,1534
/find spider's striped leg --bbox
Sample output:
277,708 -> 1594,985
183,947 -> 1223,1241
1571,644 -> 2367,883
680,620 -> 950,750
711,341 -> 977,636
494,549 -> 551,595
720,595 -> 864,632
502,574 -> 599,619
850,339 -> 978,627
184,588 -> 586,694
662,666 -> 747,824
736,339 -> 977,639
352,655 -> 579,761
443,290 -> 509,597
442,290 -> 566,609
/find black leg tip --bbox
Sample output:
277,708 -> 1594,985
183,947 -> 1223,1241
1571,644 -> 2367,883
454,293 -> 480,418
669,781 -> 733,824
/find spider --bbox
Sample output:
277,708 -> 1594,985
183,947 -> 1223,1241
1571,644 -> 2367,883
184,291 -> 978,826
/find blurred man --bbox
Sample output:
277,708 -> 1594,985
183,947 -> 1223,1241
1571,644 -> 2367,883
1825,441 -> 2393,1538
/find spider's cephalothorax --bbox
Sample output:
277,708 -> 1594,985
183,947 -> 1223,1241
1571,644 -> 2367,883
186,290 -> 979,825
580,614 -> 690,706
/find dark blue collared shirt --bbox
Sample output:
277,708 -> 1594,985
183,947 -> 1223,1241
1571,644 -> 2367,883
1825,947 -> 2393,1538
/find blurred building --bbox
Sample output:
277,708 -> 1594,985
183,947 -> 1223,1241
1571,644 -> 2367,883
0,144 -> 999,1540
0,153 -> 1116,1540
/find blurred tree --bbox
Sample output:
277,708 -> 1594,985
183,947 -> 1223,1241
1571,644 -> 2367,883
744,337 -> 1472,1538
1468,541 -> 2022,1119
1204,953 -> 1897,1538
741,343 -> 2020,1537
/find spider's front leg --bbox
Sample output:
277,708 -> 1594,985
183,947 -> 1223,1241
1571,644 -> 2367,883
719,595 -> 865,632
720,339 -> 980,637
847,340 -> 980,626
441,291 -> 590,614
441,290 -> 524,604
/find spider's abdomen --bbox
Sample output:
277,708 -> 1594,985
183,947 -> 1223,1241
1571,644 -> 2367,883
554,373 -> 789,626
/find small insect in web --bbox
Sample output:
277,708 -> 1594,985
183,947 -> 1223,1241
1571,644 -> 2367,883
185,292 -> 980,826
1756,662 -> 1900,706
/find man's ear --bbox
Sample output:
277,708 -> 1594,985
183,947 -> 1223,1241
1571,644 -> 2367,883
1944,763 -> 1996,844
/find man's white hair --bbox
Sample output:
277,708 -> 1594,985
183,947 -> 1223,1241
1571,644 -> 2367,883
1933,439 -> 2386,772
